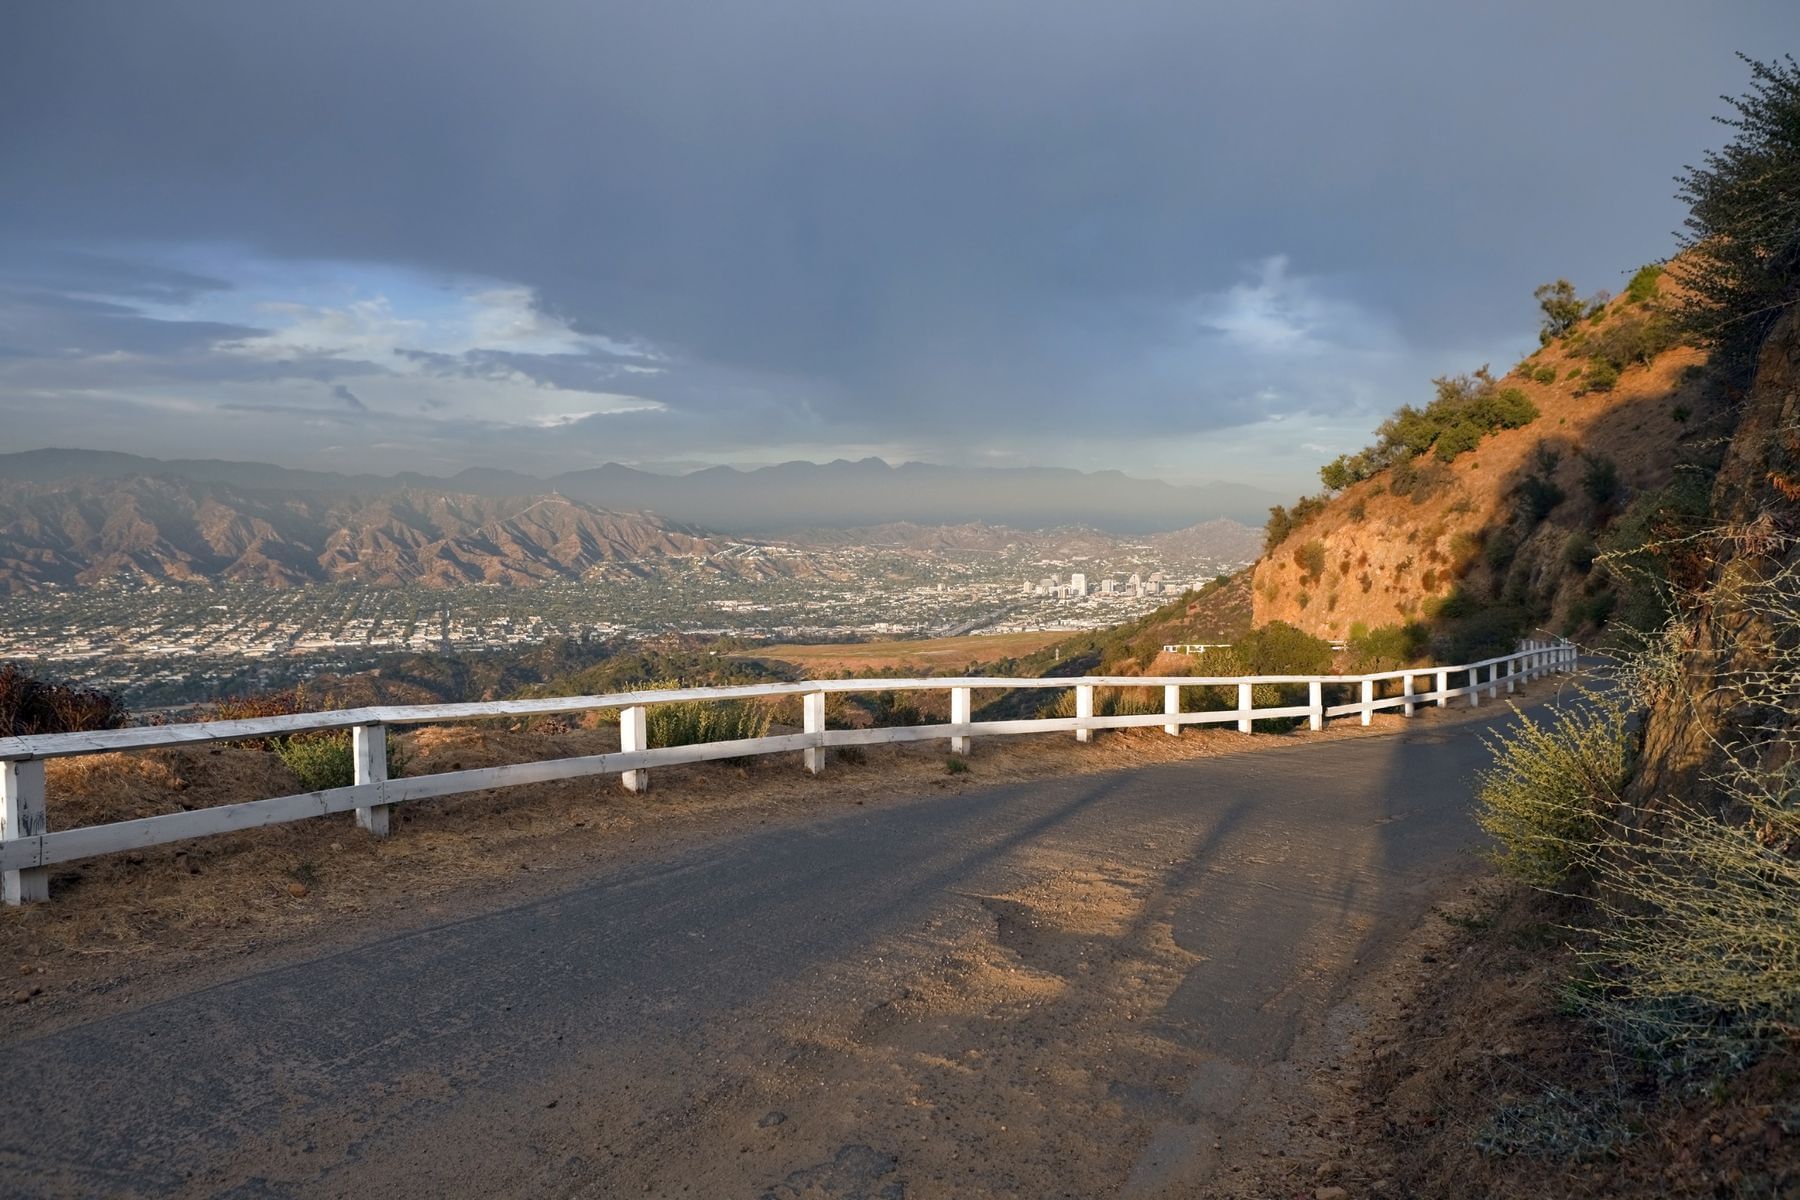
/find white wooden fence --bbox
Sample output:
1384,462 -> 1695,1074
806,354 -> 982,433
0,639 -> 1576,905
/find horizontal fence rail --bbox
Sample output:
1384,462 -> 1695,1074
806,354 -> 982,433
0,640 -> 1577,904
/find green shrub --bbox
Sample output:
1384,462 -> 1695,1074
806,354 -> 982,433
1476,697 -> 1632,887
1578,359 -> 1620,394
1345,622 -> 1428,669
945,754 -> 970,774
647,698 -> 771,748
1432,420 -> 1483,461
1515,474 -> 1566,525
1624,263 -> 1663,304
1580,453 -> 1622,506
1588,309 -> 1678,370
1533,364 -> 1559,385
1264,494 -> 1329,551
1480,387 -> 1539,429
274,730 -> 409,792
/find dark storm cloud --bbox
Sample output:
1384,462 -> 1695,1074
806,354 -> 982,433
332,384 -> 369,412
0,287 -> 263,358
0,0 -> 1794,483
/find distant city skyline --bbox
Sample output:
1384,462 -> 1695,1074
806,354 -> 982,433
2,1 -> 1793,498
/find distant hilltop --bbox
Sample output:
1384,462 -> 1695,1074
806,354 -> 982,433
0,449 -> 1280,535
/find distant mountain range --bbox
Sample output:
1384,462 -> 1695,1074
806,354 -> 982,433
0,449 -> 1279,533
0,475 -> 815,592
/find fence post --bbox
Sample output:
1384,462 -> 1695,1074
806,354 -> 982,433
1075,684 -> 1095,743
1403,672 -> 1416,717
1506,657 -> 1517,694
620,704 -> 649,793
1164,684 -> 1180,736
950,686 -> 971,756
1435,668 -> 1448,708
1360,678 -> 1374,726
352,723 -> 391,837
1309,680 -> 1324,732
804,690 -> 827,774
1237,682 -> 1253,734
2,759 -> 48,905
1468,666 -> 1481,707
1486,663 -> 1499,700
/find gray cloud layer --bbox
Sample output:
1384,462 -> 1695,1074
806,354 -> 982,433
1,0 -> 1793,487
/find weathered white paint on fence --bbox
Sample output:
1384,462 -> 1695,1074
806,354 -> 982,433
0,640 -> 1576,903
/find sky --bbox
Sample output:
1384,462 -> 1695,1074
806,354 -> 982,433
1,1 -> 1793,495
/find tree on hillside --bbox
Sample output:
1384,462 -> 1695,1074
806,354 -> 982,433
1674,53 -> 1800,376
1534,279 -> 1586,342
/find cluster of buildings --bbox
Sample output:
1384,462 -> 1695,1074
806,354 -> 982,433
1020,571 -> 1201,601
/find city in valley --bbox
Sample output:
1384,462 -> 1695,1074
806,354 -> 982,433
0,544 -> 1249,706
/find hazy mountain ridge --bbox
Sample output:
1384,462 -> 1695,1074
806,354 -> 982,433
0,450 -> 1279,533
0,476 -> 813,592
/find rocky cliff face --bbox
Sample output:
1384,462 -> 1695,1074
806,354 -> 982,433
1627,306 -> 1800,813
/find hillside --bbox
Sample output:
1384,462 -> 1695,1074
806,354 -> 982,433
0,476 -> 815,592
1253,269 -> 1724,656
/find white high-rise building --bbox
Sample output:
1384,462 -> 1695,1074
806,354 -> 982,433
1070,572 -> 1088,597
1100,578 -> 1116,595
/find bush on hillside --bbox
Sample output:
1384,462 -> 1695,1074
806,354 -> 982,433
647,697 -> 771,749
0,663 -> 128,737
1294,539 -> 1327,581
1476,695 -> 1633,887
1345,622 -> 1429,670
1587,308 -> 1679,371
1624,263 -> 1664,304
1514,473 -> 1567,526
1576,359 -> 1620,394
273,728 -> 409,792
1263,494 -> 1328,550
1316,368 -> 1538,494
1581,453 -> 1623,507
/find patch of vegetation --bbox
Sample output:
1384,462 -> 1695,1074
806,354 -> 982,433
1673,53 -> 1800,378
1623,262 -> 1664,305
647,696 -> 772,749
1318,367 -> 1539,493
1580,453 -> 1622,508
0,663 -> 128,736
1476,695 -> 1633,887
1264,494 -> 1329,551
273,729 -> 410,792
1575,358 -> 1619,394
1294,539 -> 1327,581
1344,622 -> 1428,670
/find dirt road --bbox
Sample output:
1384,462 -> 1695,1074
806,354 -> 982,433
0,693 -> 1561,1198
